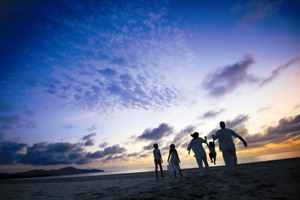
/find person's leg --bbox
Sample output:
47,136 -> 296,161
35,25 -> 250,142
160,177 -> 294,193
213,155 -> 216,165
224,151 -> 237,172
202,156 -> 210,174
155,164 -> 158,179
229,150 -> 237,172
179,170 -> 183,177
222,151 -> 231,171
195,156 -> 205,176
174,171 -> 177,178
159,163 -> 164,177
209,153 -> 213,163
233,150 -> 237,169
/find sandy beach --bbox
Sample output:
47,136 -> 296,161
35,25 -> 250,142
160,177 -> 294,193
1,157 -> 299,200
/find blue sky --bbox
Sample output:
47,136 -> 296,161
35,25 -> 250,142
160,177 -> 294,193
0,0 -> 299,173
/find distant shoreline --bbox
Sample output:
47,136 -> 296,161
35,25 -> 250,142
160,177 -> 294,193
0,167 -> 104,181
1,156 -> 299,183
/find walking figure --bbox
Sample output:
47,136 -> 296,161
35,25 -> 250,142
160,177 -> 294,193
212,121 -> 247,173
187,132 -> 209,176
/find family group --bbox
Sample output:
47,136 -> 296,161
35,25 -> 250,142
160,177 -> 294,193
153,121 -> 248,179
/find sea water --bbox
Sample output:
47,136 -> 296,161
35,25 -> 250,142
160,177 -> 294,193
13,150 -> 300,181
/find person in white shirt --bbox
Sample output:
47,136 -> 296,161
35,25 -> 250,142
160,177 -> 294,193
153,143 -> 164,179
187,132 -> 209,176
212,121 -> 247,173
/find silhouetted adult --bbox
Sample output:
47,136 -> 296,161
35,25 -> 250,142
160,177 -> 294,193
212,121 -> 247,173
187,132 -> 209,176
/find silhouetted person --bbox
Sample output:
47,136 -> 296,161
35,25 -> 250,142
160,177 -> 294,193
153,143 -> 164,180
167,144 -> 183,178
212,121 -> 247,173
187,132 -> 209,176
205,136 -> 217,165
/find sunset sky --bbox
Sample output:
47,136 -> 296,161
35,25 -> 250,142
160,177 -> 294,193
0,0 -> 299,173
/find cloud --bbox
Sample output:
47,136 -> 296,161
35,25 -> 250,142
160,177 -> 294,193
0,114 -> 36,130
99,142 -> 108,148
259,56 -> 300,87
86,124 -> 97,132
64,125 -> 75,130
0,141 -> 27,164
199,109 -> 226,119
266,115 -> 300,138
0,103 -> 37,130
1,0 -> 194,112
202,55 -> 259,97
0,138 -> 128,166
225,114 -> 249,129
82,133 -> 96,147
244,0 -> 283,21
257,105 -> 272,114
245,114 -> 300,147
171,125 -> 197,148
137,123 -> 173,141
143,143 -> 155,151
0,114 -> 22,130
234,0 -> 283,27
86,145 -> 126,159
19,142 -> 85,166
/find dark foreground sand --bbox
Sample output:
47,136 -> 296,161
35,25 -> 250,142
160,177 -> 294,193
1,158 -> 299,200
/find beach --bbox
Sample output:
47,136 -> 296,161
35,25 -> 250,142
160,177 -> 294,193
1,157 -> 299,200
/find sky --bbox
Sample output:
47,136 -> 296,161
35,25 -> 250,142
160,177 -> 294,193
0,0 -> 299,173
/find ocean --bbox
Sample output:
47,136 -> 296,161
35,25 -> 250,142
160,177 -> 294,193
12,150 -> 300,181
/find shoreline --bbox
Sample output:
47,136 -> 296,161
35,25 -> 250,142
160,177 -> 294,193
1,157 -> 299,199
1,156 -> 299,183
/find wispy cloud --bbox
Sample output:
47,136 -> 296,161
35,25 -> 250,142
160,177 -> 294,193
199,109 -> 226,119
244,0 -> 283,20
234,0 -> 283,27
259,56 -> 300,87
202,55 -> 259,97
0,114 -> 36,131
99,142 -> 108,148
257,105 -> 272,114
86,124 -> 97,132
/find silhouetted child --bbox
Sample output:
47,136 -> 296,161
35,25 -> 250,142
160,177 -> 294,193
167,144 -> 183,178
153,143 -> 164,180
205,136 -> 217,165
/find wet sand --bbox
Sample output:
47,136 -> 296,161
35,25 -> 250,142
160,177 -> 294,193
1,157 -> 299,200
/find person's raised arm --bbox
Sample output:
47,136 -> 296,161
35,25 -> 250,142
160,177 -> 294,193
204,136 -> 209,148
